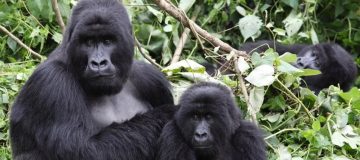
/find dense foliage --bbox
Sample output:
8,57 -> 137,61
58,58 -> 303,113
0,0 -> 359,159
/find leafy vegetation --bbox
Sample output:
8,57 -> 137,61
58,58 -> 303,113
0,0 -> 359,159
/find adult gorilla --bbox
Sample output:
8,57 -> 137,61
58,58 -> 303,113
156,83 -> 266,160
238,41 -> 357,93
10,0 -> 175,159
207,41 -> 357,93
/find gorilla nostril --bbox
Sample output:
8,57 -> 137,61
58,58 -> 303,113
195,132 -> 208,139
91,61 -> 100,68
99,60 -> 108,68
297,62 -> 304,67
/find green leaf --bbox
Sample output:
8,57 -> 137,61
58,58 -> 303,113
248,87 -> 265,115
273,28 -> 286,36
235,6 -> 246,16
335,109 -> 348,128
277,145 -> 292,160
179,72 -> 222,84
279,52 -> 297,63
147,6 -> 163,22
1,94 -> 9,104
296,69 -> 321,76
163,60 -> 205,74
281,0 -> 299,8
236,57 -> 250,73
52,32 -> 63,44
263,113 -> 281,123
245,64 -> 275,87
331,131 -> 346,147
178,0 -> 196,12
163,25 -> 172,32
302,129 -> 315,141
238,15 -> 263,41
284,17 -> 303,36
310,27 -> 319,44
277,60 -> 303,74
7,37 -> 17,52
339,87 -> 360,103
312,120 -> 321,131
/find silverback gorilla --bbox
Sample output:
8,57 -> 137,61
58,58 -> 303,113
238,41 -> 357,93
156,83 -> 266,160
10,0 -> 175,159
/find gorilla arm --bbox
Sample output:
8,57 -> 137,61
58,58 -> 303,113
130,61 -> 174,108
10,61 -> 175,160
156,121 -> 196,160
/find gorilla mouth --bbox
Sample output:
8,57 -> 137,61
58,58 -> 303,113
90,74 -> 116,79
193,144 -> 213,149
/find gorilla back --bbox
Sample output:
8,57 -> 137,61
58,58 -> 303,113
10,0 -> 174,159
156,83 -> 266,160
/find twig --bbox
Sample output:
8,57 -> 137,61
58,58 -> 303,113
275,78 -> 314,120
234,57 -> 257,125
170,6 -> 201,65
265,128 -> 300,140
0,25 -> 43,60
134,37 -> 163,69
153,0 -> 248,58
51,0 -> 65,33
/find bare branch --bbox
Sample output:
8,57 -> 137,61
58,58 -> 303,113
134,37 -> 163,69
170,6 -> 201,65
51,0 -> 66,33
0,25 -> 44,60
153,0 -> 248,58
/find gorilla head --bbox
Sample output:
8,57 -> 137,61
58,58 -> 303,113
295,43 -> 357,92
65,0 -> 134,95
175,83 -> 241,157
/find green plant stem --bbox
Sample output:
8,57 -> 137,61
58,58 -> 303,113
275,78 -> 314,120
265,128 -> 300,140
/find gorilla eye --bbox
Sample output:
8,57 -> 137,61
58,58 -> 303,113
85,39 -> 95,46
103,39 -> 113,45
192,114 -> 200,121
205,114 -> 212,120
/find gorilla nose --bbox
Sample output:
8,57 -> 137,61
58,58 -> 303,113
195,132 -> 208,142
89,59 -> 109,71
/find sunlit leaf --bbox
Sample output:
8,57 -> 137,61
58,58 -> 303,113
239,15 -> 263,41
245,64 -> 275,87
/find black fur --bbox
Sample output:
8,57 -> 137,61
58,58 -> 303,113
10,0 -> 174,159
156,83 -> 266,160
238,40 -> 357,93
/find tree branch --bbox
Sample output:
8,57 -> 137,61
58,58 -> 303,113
170,6 -> 201,65
51,0 -> 65,33
153,0 -> 248,58
0,25 -> 43,60
134,37 -> 163,69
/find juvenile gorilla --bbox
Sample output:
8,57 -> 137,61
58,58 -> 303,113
238,41 -> 357,93
156,83 -> 266,160
10,0 -> 174,159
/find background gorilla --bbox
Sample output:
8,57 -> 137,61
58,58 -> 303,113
156,82 -> 266,160
10,0 -> 175,159
238,40 -> 357,93
206,40 -> 357,93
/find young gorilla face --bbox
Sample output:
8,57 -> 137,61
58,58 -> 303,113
175,83 -> 241,157
66,3 -> 134,95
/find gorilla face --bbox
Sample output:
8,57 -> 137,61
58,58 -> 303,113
175,103 -> 231,156
175,83 -> 241,157
66,3 -> 134,95
296,45 -> 329,70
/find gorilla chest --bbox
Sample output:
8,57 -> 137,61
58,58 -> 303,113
89,86 -> 150,126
